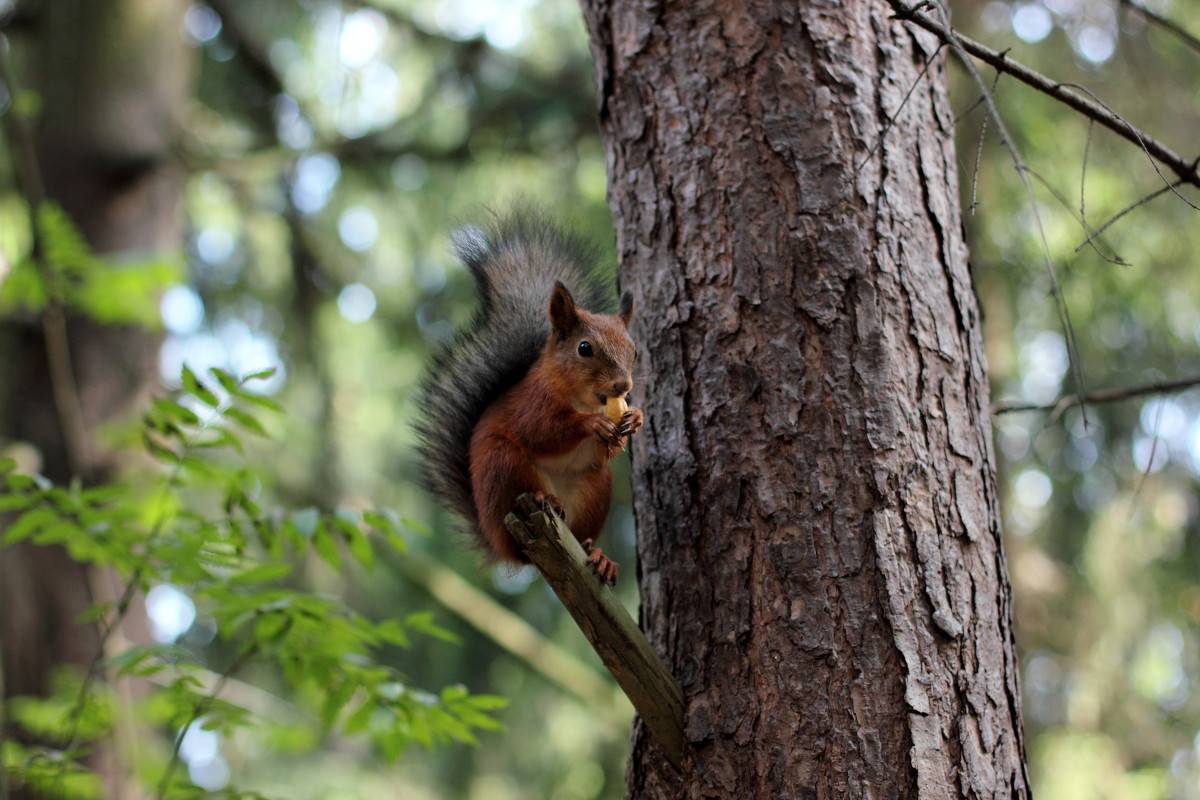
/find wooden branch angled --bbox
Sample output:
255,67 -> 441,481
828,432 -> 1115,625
504,495 -> 685,770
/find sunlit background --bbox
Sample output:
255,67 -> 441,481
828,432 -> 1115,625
5,0 -> 1200,796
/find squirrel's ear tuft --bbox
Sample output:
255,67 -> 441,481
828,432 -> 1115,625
549,282 -> 579,341
618,290 -> 634,327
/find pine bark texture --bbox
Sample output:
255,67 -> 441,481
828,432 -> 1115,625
579,1 -> 1029,798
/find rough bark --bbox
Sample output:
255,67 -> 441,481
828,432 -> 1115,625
579,1 -> 1029,797
0,1 -> 190,796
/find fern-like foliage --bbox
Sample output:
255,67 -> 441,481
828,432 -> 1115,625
0,366 -> 504,799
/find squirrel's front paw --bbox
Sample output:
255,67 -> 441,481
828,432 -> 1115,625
587,414 -> 623,456
618,407 -> 644,437
582,538 -> 618,585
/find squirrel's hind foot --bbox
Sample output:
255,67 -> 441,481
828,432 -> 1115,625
582,538 -> 619,586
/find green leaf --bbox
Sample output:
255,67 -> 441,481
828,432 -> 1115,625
244,367 -> 277,382
312,521 -> 341,570
403,611 -> 459,645
289,507 -> 320,538
150,398 -> 200,427
374,618 -> 410,648
0,457 -> 19,475
210,367 -> 240,395
0,258 -> 48,312
3,506 -> 59,545
401,517 -> 433,537
366,510 -> 405,553
333,512 -> 374,570
182,365 -> 219,407
320,679 -> 356,730
228,562 -> 292,586
238,392 -> 285,413
224,407 -> 267,436
37,202 -> 92,279
142,431 -> 178,463
342,697 -> 375,735
69,255 -> 183,326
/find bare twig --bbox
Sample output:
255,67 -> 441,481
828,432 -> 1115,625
854,41 -> 946,176
1079,120 -> 1097,255
888,0 -> 1200,191
1129,389 -> 1164,508
967,70 -> 1001,215
991,373 -> 1200,417
1074,180 -> 1182,252
1119,0 -> 1200,55
1025,169 -> 1127,265
1058,80 -> 1199,212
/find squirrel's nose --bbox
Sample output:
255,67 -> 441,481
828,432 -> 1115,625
611,378 -> 632,398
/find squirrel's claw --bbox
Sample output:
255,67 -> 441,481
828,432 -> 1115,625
531,491 -> 566,521
587,414 -> 625,457
582,538 -> 619,585
618,407 -> 644,437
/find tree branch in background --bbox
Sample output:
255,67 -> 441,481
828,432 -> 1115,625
888,0 -> 1200,192
387,547 -> 629,726
1119,0 -> 1200,55
1075,180 -> 1184,253
0,49 -> 93,482
991,373 -> 1200,419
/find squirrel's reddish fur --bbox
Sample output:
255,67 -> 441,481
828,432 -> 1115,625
415,211 -> 641,583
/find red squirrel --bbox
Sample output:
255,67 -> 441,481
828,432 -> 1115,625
415,210 -> 643,584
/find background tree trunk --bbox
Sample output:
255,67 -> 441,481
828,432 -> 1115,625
0,1 -> 190,796
579,1 -> 1029,797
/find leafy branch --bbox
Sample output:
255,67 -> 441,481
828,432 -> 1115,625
1,367 -> 505,798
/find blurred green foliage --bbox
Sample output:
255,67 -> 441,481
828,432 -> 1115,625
956,0 -> 1200,796
1,359 -> 506,798
3,1 -> 633,798
2,0 -> 1198,797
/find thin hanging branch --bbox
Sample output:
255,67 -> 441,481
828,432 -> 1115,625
1074,180 -> 1182,252
888,0 -> 1200,192
854,41 -> 946,176
1119,0 -> 1200,55
991,373 -> 1200,417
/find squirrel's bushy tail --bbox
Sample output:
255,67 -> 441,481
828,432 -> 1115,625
414,208 -> 613,525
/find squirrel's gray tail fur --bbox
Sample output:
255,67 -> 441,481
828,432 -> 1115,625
414,208 -> 613,526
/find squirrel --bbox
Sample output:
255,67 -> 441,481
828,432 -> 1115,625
415,210 -> 643,585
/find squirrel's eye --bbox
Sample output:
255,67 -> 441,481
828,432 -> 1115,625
577,341 -> 594,358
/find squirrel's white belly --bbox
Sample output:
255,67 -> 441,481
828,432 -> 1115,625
535,440 -> 603,523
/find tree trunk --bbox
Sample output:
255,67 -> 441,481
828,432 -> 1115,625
0,1 -> 190,796
579,1 -> 1029,797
